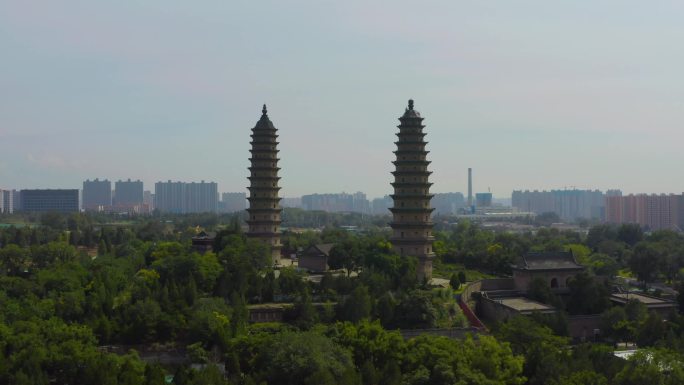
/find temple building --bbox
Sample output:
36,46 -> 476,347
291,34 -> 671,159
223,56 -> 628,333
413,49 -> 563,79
512,251 -> 585,292
389,100 -> 435,281
246,105 -> 282,265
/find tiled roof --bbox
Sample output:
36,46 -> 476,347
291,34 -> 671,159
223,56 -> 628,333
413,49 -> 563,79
302,243 -> 335,257
515,251 -> 584,271
314,243 -> 335,256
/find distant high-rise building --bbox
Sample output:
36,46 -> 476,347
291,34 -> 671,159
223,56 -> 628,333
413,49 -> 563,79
143,190 -> 154,210
389,100 -> 435,281
114,179 -> 143,206
221,192 -> 247,213
82,179 -> 112,211
300,192 -> 369,213
281,197 -> 302,208
186,181 -> 218,213
512,189 -> 606,221
606,194 -> 684,231
352,192 -> 370,213
475,192 -> 493,207
0,189 -> 14,213
12,190 -> 20,213
432,192 -> 465,215
155,181 -> 185,213
154,181 -> 217,213
20,189 -> 79,213
246,105 -> 282,265
371,195 -> 393,215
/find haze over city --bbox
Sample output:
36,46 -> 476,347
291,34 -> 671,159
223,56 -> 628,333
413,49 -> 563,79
2,1 -> 684,197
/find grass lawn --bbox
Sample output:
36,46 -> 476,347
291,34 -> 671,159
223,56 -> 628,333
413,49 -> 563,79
432,259 -> 497,282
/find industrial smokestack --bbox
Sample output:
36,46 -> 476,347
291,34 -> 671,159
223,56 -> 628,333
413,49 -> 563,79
467,168 -> 473,208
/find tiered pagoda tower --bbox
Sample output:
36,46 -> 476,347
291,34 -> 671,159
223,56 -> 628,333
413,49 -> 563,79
389,99 -> 435,281
246,105 -> 282,265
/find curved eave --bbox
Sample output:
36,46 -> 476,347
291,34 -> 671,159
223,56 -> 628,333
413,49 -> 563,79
393,150 -> 429,155
391,171 -> 433,177
396,121 -> 425,127
250,136 -> 278,141
247,197 -> 282,203
247,176 -> 282,181
391,182 -> 433,188
392,160 -> 432,166
247,187 -> 282,192
390,194 -> 435,199
248,158 -> 280,162
389,207 -> 435,214
394,141 -> 429,146
389,222 -> 434,228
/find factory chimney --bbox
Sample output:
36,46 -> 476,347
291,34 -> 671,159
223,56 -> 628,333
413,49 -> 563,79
467,168 -> 473,209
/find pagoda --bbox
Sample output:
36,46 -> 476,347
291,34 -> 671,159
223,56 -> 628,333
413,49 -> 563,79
246,105 -> 282,265
389,99 -> 435,281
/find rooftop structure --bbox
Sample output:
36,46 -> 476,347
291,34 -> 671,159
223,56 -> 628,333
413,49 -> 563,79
246,105 -> 282,265
606,193 -> 684,231
512,251 -> 585,292
191,230 -> 215,254
496,297 -> 556,313
114,179 -> 143,206
82,179 -> 112,211
20,189 -> 79,213
389,99 -> 435,281
610,292 -> 678,317
298,243 -> 335,272
514,251 -> 585,272
511,189 -> 607,221
154,181 -> 217,214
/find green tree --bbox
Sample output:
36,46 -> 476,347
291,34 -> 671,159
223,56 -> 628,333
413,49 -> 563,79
629,243 -> 661,284
449,273 -> 460,290
494,316 -> 570,384
402,334 -> 525,385
340,285 -> 372,323
255,331 -> 359,385
565,272 -> 610,315
617,224 -> 643,247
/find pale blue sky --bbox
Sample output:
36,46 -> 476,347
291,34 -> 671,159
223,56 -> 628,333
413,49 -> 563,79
1,1 -> 683,198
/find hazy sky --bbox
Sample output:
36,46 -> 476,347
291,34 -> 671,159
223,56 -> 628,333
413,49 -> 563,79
1,1 -> 683,198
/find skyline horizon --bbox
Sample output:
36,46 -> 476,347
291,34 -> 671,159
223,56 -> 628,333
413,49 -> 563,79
4,178 -> 684,200
2,2 -> 683,197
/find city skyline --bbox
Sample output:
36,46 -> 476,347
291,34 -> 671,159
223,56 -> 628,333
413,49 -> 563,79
2,1 -> 684,197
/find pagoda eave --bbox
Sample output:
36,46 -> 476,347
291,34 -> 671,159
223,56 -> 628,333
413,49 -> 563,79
389,207 -> 435,214
390,194 -> 435,199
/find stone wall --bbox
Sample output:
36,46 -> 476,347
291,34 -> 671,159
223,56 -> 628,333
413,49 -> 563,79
568,315 -> 602,342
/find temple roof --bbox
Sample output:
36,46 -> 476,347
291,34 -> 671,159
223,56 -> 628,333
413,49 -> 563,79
304,243 -> 335,257
192,230 -> 215,240
254,104 -> 276,130
401,99 -> 422,119
514,251 -> 585,271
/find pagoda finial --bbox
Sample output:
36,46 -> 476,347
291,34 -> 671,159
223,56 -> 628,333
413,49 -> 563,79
262,104 -> 268,115
408,99 -> 414,110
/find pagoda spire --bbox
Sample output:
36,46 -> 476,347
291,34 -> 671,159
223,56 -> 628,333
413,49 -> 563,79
389,99 -> 435,281
246,104 -> 282,265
